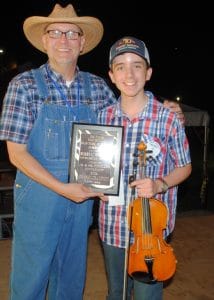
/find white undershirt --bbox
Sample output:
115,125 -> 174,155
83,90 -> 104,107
66,80 -> 73,87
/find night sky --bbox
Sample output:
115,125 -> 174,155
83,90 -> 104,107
0,0 -> 213,125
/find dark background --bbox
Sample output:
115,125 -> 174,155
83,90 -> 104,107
0,0 -> 213,213
0,0 -> 213,115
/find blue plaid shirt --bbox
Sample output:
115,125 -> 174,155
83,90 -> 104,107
98,91 -> 191,248
0,63 -> 116,143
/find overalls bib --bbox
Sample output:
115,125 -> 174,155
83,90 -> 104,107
10,70 -> 96,300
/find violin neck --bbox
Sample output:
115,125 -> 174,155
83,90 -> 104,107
142,197 -> 152,234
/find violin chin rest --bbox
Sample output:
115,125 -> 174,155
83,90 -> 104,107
131,271 -> 157,284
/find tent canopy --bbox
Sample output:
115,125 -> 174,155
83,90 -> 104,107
181,103 -> 210,127
180,103 -> 210,207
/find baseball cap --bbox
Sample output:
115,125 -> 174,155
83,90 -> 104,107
109,36 -> 150,66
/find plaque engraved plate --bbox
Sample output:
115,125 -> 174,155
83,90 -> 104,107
69,123 -> 123,195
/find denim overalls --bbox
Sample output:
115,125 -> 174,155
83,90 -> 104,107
10,70 -> 96,300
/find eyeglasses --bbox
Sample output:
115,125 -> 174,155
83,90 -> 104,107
46,30 -> 83,40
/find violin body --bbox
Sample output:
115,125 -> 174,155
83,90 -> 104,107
128,197 -> 177,283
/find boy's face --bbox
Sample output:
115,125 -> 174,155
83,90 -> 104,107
109,52 -> 152,97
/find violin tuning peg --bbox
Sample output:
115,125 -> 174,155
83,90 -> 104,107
129,175 -> 136,184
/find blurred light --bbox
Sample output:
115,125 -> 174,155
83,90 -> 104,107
98,141 -> 116,162
176,96 -> 181,102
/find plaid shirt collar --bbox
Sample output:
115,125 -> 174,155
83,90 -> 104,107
109,91 -> 160,122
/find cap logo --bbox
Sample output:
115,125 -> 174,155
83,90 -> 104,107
116,38 -> 139,52
120,38 -> 135,45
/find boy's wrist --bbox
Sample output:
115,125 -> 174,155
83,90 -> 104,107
156,178 -> 169,193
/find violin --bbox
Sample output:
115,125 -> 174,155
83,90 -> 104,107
126,141 -> 177,283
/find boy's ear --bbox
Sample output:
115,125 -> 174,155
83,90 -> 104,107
146,67 -> 153,81
108,69 -> 115,84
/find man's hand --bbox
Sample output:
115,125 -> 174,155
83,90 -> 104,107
60,183 -> 105,203
163,99 -> 185,125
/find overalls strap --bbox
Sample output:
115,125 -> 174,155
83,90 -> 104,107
82,71 -> 92,100
32,68 -> 49,99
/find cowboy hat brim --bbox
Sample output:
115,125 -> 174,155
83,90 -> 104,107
23,15 -> 104,55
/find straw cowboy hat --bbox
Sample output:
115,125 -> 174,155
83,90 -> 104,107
23,3 -> 104,55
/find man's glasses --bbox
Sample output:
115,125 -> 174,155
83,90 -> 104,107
46,30 -> 83,40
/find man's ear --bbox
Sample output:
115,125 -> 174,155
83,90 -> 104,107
42,34 -> 47,52
79,35 -> 85,53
